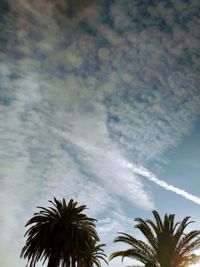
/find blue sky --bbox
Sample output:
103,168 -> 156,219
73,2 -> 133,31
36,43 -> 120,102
0,0 -> 200,266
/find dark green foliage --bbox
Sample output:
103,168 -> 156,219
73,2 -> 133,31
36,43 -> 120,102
21,198 -> 107,267
110,210 -> 200,267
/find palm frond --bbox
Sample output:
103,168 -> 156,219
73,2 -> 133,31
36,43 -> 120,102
110,210 -> 200,267
21,198 -> 100,267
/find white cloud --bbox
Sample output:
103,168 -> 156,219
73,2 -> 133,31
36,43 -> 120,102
0,65 -> 154,266
50,102 -> 154,211
129,164 -> 200,206
1,1 -> 200,266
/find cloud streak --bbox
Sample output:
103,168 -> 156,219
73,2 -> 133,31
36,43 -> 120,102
0,1 -> 200,266
128,163 -> 200,206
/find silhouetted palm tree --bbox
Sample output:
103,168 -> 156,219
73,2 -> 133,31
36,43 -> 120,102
21,198 -> 102,267
110,210 -> 200,267
79,242 -> 108,267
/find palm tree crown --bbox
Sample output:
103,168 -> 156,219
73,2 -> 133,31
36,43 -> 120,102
21,198 -> 106,267
79,242 -> 108,267
110,210 -> 200,267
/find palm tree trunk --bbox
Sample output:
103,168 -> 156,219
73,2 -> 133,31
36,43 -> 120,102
47,254 -> 59,267
72,255 -> 76,267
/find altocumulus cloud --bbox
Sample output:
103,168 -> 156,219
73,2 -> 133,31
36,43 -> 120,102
0,0 -> 200,266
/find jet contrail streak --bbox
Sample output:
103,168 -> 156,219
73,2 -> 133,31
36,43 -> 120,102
127,163 -> 200,205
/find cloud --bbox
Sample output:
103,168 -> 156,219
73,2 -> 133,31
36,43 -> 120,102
0,1 -> 200,266
129,163 -> 200,206
0,63 -> 154,266
50,103 -> 154,211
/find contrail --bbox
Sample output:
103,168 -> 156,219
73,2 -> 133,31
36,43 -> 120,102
126,162 -> 200,205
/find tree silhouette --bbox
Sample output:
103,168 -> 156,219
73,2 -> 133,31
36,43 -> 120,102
110,210 -> 200,267
21,198 -> 106,267
79,242 -> 108,267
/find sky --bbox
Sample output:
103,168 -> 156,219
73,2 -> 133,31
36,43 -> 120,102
0,0 -> 200,266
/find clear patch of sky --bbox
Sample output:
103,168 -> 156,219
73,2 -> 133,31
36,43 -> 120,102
144,120 -> 200,217
161,122 -> 200,191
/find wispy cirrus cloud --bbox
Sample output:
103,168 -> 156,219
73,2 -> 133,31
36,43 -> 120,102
0,0 -> 200,266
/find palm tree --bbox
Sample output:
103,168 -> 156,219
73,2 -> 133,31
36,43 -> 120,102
20,198 -> 103,267
110,210 -> 200,267
79,242 -> 108,267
